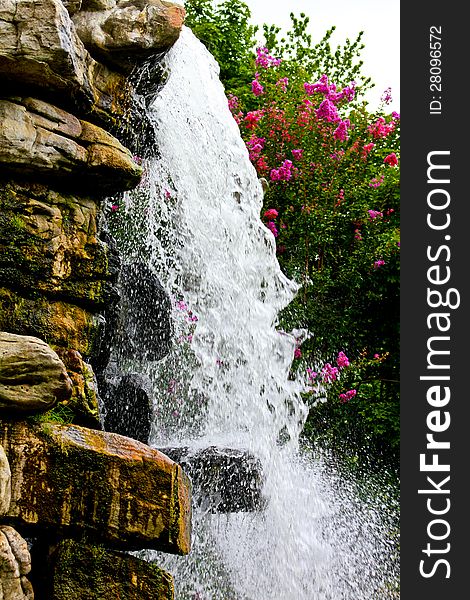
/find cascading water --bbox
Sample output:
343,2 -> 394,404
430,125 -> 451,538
108,27 -> 398,600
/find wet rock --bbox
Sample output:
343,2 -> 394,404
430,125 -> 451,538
116,262 -> 173,362
33,538 -> 174,599
0,420 -> 192,554
0,444 -> 11,516
72,0 -> 185,74
102,373 -> 152,444
0,332 -> 72,414
159,446 -> 265,513
0,98 -> 142,194
0,526 -> 34,600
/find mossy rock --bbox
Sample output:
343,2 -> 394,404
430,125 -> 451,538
0,180 -> 114,310
35,539 -> 174,600
0,420 -> 192,554
0,286 -> 101,358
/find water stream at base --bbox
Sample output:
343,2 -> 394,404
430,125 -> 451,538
112,27 -> 398,600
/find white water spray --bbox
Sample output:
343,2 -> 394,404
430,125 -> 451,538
117,27 -> 398,600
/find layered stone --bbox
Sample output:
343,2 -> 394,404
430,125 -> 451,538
0,287 -> 101,358
0,0 -> 134,128
0,98 -> 142,193
0,421 -> 192,554
0,333 -> 72,414
0,179 -> 119,309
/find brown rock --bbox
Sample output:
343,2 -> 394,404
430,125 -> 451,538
0,332 -> 72,413
0,98 -> 142,193
62,0 -> 83,14
38,539 -> 174,599
72,0 -> 185,73
0,287 -> 101,359
0,0 -> 134,130
0,420 -> 192,554
0,444 -> 11,516
0,526 -> 34,600
54,349 -> 101,428
0,179 -> 116,309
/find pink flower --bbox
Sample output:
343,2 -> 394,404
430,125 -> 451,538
369,175 -> 385,189
362,142 -> 375,158
292,148 -> 303,160
339,389 -> 357,403
228,94 -> 239,111
374,259 -> 385,269
368,209 -> 383,220
111,203 -> 119,212
333,119 -> 350,141
336,351 -> 350,368
307,368 -> 317,381
338,82 -> 356,102
294,348 -> 302,359
368,117 -> 395,139
255,46 -> 281,68
176,300 -> 188,311
276,77 -> 288,92
381,87 -> 393,105
270,159 -> 294,182
322,363 -> 339,383
251,79 -> 264,96
384,152 -> 398,167
244,110 -> 264,129
316,98 -> 339,122
266,221 -> 279,237
374,353 -> 380,359
304,74 -> 330,96
263,208 -> 278,220
354,228 -> 362,241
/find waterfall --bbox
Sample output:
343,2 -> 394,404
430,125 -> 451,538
110,27 -> 398,600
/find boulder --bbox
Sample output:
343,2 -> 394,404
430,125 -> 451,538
158,446 -> 265,513
72,0 -> 185,74
115,262 -> 173,362
0,526 -> 34,600
102,372 -> 152,443
0,0 -> 133,129
0,420 -> 192,554
0,98 -> 142,193
0,445 -> 11,516
0,179 -> 117,309
0,332 -> 72,413
32,539 -> 174,599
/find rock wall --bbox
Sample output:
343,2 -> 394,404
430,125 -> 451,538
0,1 -> 189,598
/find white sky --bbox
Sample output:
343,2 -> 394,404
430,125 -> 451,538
245,0 -> 400,112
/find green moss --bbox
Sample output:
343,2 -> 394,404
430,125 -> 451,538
47,539 -> 175,599
27,403 -> 76,425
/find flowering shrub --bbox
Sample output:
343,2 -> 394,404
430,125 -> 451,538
229,38 -> 400,463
